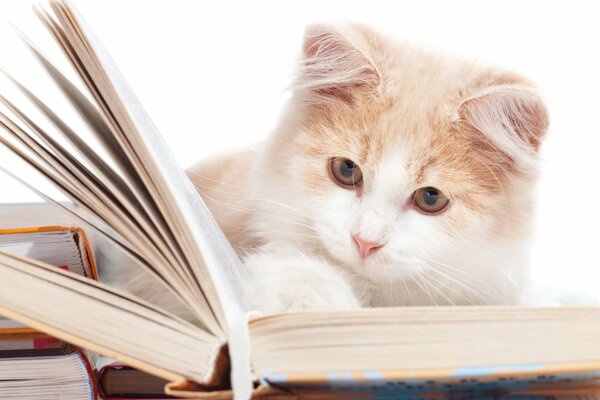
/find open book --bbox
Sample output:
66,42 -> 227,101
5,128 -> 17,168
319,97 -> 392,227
1,1 -> 600,399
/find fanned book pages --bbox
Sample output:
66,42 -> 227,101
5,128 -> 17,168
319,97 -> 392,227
1,1 -> 600,399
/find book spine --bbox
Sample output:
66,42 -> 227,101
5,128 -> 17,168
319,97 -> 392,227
76,348 -> 100,400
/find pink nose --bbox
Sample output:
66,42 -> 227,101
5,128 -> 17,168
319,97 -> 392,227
352,234 -> 383,259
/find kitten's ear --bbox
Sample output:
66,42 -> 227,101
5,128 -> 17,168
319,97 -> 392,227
458,84 -> 549,161
297,24 -> 381,105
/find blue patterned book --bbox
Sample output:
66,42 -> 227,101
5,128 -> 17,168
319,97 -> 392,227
259,364 -> 600,398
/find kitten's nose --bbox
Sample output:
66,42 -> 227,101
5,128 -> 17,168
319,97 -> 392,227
352,234 -> 383,259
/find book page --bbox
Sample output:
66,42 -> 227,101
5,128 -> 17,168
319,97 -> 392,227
249,307 -> 600,378
46,0 -> 249,334
0,249 -> 223,385
1,0 -> 250,336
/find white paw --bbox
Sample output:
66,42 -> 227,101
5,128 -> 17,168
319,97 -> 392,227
244,252 -> 360,314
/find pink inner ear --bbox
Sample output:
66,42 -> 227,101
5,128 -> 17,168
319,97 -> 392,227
505,95 -> 549,149
460,86 -> 549,157
303,28 -> 347,59
298,24 -> 380,104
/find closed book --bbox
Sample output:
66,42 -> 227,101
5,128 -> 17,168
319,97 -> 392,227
0,344 -> 97,400
98,363 -> 176,400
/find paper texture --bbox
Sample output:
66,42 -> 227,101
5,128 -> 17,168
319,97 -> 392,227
60,1 -> 250,334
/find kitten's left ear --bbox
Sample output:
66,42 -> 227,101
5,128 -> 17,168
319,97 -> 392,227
297,23 -> 382,105
458,84 -> 549,160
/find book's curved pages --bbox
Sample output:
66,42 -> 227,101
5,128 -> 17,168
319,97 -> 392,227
0,0 -> 249,337
38,1 -> 250,335
0,249 -> 225,386
0,0 -> 255,395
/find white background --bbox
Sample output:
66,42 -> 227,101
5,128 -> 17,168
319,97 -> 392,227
0,1 -> 598,299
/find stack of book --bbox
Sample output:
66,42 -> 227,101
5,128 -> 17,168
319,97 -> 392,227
0,1 -> 600,399
0,210 -> 177,399
0,224 -> 97,400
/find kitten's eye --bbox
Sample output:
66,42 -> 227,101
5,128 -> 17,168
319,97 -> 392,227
413,187 -> 450,214
330,157 -> 363,188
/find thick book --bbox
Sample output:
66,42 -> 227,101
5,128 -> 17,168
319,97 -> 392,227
0,1 -> 599,399
0,344 -> 97,400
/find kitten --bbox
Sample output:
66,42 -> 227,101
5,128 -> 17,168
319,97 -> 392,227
188,23 -> 549,314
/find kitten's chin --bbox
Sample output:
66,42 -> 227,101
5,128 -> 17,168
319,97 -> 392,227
350,261 -> 420,283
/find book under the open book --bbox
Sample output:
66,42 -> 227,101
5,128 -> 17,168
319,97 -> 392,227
0,1 -> 600,399
0,220 -> 98,400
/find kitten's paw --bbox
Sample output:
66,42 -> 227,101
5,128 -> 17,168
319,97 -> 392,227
244,252 -> 360,314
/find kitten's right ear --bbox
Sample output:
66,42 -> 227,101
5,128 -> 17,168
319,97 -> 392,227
296,24 -> 381,105
458,83 -> 549,165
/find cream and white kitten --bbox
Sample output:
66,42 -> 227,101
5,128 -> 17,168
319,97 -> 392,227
184,23 -> 549,314
106,23 -> 549,316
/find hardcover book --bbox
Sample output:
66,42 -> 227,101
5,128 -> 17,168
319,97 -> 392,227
97,362 -> 175,400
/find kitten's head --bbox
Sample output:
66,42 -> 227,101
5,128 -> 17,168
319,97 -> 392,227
257,23 -> 548,285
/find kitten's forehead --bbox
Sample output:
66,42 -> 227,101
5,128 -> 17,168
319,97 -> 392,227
362,126 -> 446,193
356,104 -> 449,176
367,149 -> 415,198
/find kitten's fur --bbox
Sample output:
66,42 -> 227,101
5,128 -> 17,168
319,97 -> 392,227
184,23 -> 549,314
109,23 -> 549,315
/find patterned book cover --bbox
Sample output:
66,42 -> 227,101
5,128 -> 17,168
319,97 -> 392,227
259,361 -> 600,399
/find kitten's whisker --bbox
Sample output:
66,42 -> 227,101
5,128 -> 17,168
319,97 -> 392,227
433,269 -> 492,305
399,277 -> 414,306
416,269 -> 458,306
250,230 -> 322,240
411,271 -> 437,306
355,280 -> 372,307
187,170 -> 258,193
227,225 -> 256,241
423,256 -> 498,289
418,267 -> 480,305
428,260 -> 504,300
194,188 -> 318,232
190,171 -> 320,218
423,258 -> 500,304
386,274 -> 395,306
